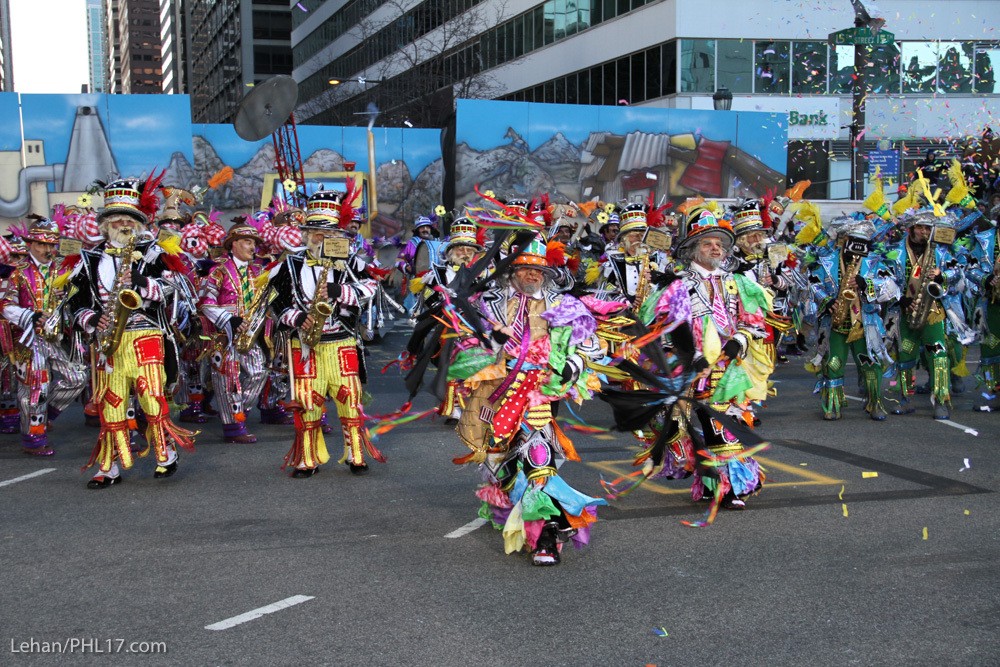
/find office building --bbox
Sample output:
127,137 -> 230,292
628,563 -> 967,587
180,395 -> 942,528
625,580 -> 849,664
185,0 -> 292,123
292,0 -> 1000,198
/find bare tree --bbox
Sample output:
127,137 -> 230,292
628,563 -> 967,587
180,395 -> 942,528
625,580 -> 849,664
300,0 -> 510,128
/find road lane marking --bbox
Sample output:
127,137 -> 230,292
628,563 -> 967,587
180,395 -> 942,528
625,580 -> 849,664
0,468 -> 56,488
445,518 -> 487,538
938,420 -> 978,436
844,394 -> 864,402
205,595 -> 314,631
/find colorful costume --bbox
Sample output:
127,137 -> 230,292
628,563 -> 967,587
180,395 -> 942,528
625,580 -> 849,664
67,177 -> 196,489
0,218 -> 88,455
269,189 -> 382,477
454,236 -> 606,566
198,224 -> 269,443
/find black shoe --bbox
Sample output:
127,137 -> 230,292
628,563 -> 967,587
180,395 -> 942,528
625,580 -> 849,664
914,381 -> 931,395
86,475 -> 122,490
348,462 -> 369,476
153,462 -> 177,479
531,524 -> 561,566
291,467 -> 318,478
444,417 -> 459,426
951,375 -> 965,395
776,355 -> 789,364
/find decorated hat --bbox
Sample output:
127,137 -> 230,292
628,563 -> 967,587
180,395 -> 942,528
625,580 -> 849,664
595,202 -> 621,231
23,216 -> 61,245
158,187 -> 197,228
731,199 -> 764,236
444,217 -> 483,253
304,190 -> 345,229
98,172 -> 164,224
829,214 -> 875,243
511,235 -> 553,271
678,205 -> 735,252
222,223 -> 264,251
616,202 -> 648,241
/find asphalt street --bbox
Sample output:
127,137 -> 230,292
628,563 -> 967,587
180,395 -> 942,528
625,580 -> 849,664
1,321 -> 998,666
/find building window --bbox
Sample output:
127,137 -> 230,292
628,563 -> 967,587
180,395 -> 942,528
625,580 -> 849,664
902,42 -> 938,93
974,42 -> 999,93
717,39 -> 753,94
754,41 -> 789,93
680,39 -> 714,93
937,42 -> 973,93
792,41 -> 827,94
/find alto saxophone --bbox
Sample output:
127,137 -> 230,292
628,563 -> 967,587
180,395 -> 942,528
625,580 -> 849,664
831,253 -> 862,335
98,229 -> 143,357
301,259 -> 334,348
235,271 -> 270,353
632,244 -> 652,306
905,242 -> 945,330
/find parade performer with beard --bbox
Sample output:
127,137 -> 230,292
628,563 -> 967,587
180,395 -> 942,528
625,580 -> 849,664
407,216 -> 484,425
269,188 -> 382,477
198,224 -> 270,443
453,235 -> 606,566
0,217 -> 88,456
67,176 -> 196,489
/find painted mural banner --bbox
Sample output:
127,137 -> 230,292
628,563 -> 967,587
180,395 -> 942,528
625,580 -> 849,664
453,99 -> 788,208
0,94 -> 788,240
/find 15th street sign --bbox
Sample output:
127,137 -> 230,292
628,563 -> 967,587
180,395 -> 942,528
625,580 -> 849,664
828,27 -> 895,46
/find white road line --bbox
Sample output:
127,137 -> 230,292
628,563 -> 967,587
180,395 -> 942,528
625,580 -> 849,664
938,420 -> 979,436
0,468 -> 56,488
445,518 -> 488,538
844,396 -> 979,436
205,595 -> 315,631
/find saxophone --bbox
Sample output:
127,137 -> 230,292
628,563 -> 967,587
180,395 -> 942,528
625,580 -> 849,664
632,245 -> 653,306
905,242 -> 945,330
235,272 -> 270,353
301,259 -> 334,348
98,230 -> 142,357
831,253 -> 862,335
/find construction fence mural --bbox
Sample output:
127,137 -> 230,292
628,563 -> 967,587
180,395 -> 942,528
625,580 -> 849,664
0,94 -> 788,237
453,99 -> 788,208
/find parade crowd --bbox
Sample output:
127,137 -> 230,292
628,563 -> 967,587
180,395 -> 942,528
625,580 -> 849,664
1,153 -> 998,567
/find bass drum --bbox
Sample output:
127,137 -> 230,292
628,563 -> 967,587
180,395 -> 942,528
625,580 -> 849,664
413,239 -> 445,274
376,241 -> 403,289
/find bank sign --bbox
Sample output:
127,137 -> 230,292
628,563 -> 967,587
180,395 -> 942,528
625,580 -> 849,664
691,97 -> 840,141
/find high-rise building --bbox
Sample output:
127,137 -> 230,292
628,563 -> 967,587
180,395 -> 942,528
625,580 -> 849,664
185,0 -> 292,123
159,0 -> 185,93
118,0 -> 163,93
0,0 -> 14,92
86,0 -> 107,93
104,0 -> 122,93
291,0 -> 1000,199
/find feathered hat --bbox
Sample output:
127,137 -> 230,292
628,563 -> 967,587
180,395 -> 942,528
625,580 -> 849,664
97,171 -> 165,224
616,202 -> 648,241
22,216 -> 61,245
678,203 -> 735,252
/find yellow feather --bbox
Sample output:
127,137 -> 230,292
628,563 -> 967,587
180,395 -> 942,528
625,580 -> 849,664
945,159 -> 976,209
156,230 -> 183,256
863,178 -> 891,220
409,275 -> 425,294
584,259 -> 601,286
52,270 -> 72,290
253,272 -> 270,290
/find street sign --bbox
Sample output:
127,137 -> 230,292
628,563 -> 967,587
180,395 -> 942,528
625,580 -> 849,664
828,27 -> 895,46
868,149 -> 900,180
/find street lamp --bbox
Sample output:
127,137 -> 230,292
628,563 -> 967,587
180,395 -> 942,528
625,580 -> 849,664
712,87 -> 733,111
328,77 -> 386,86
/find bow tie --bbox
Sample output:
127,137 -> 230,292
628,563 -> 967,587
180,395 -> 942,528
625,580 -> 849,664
106,247 -> 138,259
306,258 -> 327,267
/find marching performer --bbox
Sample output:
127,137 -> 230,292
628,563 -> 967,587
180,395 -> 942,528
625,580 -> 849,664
198,224 -> 269,443
454,235 -> 606,566
269,189 -> 382,477
409,216 -> 484,424
396,215 -> 440,318
0,218 -> 88,455
67,177 -> 196,489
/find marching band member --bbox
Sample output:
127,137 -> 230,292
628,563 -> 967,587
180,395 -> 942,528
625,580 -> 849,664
269,189 -> 382,477
67,177 -> 196,489
0,218 -> 88,456
198,224 -> 269,443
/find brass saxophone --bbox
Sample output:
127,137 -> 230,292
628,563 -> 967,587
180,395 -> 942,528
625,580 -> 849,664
98,229 -> 142,357
235,272 -> 270,353
831,253 -> 862,334
301,259 -> 334,347
905,242 -> 945,330
632,245 -> 653,306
